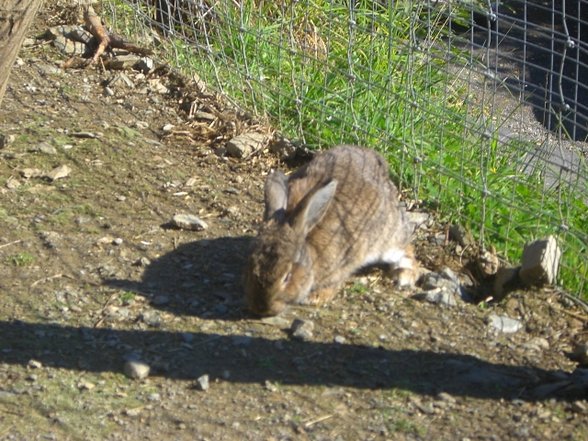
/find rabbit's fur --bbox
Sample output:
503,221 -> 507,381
244,145 -> 418,316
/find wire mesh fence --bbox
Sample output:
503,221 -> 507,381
103,0 -> 587,297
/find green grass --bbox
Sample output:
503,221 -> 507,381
106,0 -> 587,298
7,252 -> 35,267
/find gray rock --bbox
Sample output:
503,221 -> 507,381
0,133 -> 15,149
172,214 -> 208,231
46,164 -> 72,181
420,287 -> 457,307
519,236 -> 561,286
226,132 -> 266,158
141,311 -> 162,327
420,271 -> 460,293
260,316 -> 291,328
291,319 -> 314,341
135,57 -> 155,73
334,335 -> 346,344
488,314 -> 523,333
36,142 -> 58,155
196,374 -> 210,391
124,360 -> 150,379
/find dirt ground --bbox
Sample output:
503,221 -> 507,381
0,5 -> 587,441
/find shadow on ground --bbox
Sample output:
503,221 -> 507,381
105,236 -> 253,320
1,320 -> 586,401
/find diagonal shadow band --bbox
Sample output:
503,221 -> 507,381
1,320 -> 586,401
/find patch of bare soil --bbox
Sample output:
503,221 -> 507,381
0,5 -> 587,441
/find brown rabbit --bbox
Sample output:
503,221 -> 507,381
244,145 -> 418,316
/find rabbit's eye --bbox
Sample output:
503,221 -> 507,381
282,271 -> 292,285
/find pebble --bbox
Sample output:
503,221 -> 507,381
291,319 -> 314,341
113,237 -> 124,246
260,316 -> 291,328
0,133 -> 16,149
522,337 -> 550,352
334,335 -> 346,344
172,214 -> 208,231
196,374 -> 209,391
488,314 -> 523,333
28,359 -> 43,369
414,287 -> 457,307
123,360 -> 150,379
78,381 -> 96,391
141,311 -> 162,327
46,164 -> 72,181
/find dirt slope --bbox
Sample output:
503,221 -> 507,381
0,6 -> 587,441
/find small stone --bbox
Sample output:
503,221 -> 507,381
523,337 -> 550,352
134,257 -> 151,267
162,123 -> 175,132
78,381 -> 96,391
436,392 -> 456,404
196,374 -> 209,391
5,177 -> 20,189
334,335 -> 346,344
71,131 -> 99,139
124,407 -> 143,417
104,86 -> 115,96
0,133 -> 16,148
519,236 -> 561,286
113,238 -> 124,246
148,393 -> 161,402
264,380 -> 278,392
46,164 -> 72,181
28,359 -> 43,369
141,311 -> 161,327
33,142 -> 58,155
571,401 -> 587,413
260,316 -> 291,328
291,319 -> 314,341
20,168 -> 43,178
488,314 -> 523,334
123,360 -> 150,379
226,132 -> 266,158
135,57 -> 155,73
172,214 -> 208,231
413,287 -> 457,307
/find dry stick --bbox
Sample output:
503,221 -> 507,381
0,239 -> 22,249
31,273 -> 73,287
304,414 -> 334,428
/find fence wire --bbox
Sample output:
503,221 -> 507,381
104,0 -> 587,296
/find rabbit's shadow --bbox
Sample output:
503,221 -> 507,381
105,235 -> 253,320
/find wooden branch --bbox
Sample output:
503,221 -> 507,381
84,6 -> 110,66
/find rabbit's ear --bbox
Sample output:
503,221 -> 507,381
264,171 -> 289,221
292,180 -> 337,235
